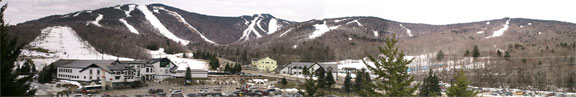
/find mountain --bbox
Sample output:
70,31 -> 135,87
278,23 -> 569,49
7,3 -> 576,89
9,3 -> 576,67
10,4 -> 293,61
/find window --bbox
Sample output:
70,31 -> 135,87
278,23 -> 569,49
97,70 -> 100,74
160,60 -> 170,67
115,76 -> 120,80
90,70 -> 92,74
84,76 -> 86,79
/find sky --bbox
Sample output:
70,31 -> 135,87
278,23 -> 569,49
2,0 -> 575,25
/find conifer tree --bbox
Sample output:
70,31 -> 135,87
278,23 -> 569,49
185,67 -> 192,85
354,69 -> 365,92
472,46 -> 480,57
446,70 -> 477,97
224,63 -> 231,73
302,66 -> 309,77
343,72 -> 353,96
496,50 -> 502,57
420,70 -> 441,97
464,50 -> 470,57
1,2 -> 36,95
315,66 -> 326,88
325,67 -> 335,89
297,68 -> 323,96
436,50 -> 445,61
363,34 -> 418,96
281,77 -> 288,85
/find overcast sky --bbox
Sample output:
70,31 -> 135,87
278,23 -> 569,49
2,0 -> 575,25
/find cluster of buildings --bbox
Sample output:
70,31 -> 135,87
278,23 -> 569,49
54,58 -> 207,89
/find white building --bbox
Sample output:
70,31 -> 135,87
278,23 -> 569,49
56,58 -> 207,83
279,62 -> 339,80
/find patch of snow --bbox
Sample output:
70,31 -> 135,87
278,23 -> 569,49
21,26 -> 133,67
334,18 -> 348,22
538,32 -> 542,35
520,25 -> 524,28
114,5 -> 121,10
158,8 -> 218,45
123,4 -> 136,17
267,18 -> 278,34
399,24 -> 413,37
255,15 -> 267,33
486,22 -> 490,25
485,19 -> 510,38
373,30 -> 379,37
148,48 -> 207,70
309,21 -> 339,39
238,16 -> 264,41
137,5 -> 190,45
277,28 -> 293,38
57,80 -> 81,87
348,37 -> 352,40
292,45 -> 298,49
72,12 -> 82,17
528,23 -> 532,25
477,31 -> 484,34
119,19 -> 140,34
346,19 -> 363,27
88,14 -> 103,27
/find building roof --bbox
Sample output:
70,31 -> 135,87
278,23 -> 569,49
58,60 -> 116,69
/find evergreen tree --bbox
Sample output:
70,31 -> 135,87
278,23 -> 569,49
504,51 -> 511,58
420,70 -> 441,97
567,76 -> 575,92
209,55 -> 220,70
446,70 -> 477,97
185,67 -> 192,85
20,59 -> 32,75
325,67 -> 335,88
363,34 -> 418,96
182,53 -> 188,58
281,77 -> 288,85
472,46 -> 480,57
496,50 -> 502,56
302,66 -> 309,77
224,63 -> 231,73
315,66 -> 326,89
343,72 -> 353,96
325,67 -> 336,92
354,68 -> 376,96
1,2 -> 36,95
464,50 -> 470,57
354,69 -> 365,92
232,64 -> 242,74
297,68 -> 323,96
38,64 -> 56,83
436,50 -> 445,61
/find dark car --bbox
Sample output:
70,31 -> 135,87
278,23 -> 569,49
187,93 -> 199,97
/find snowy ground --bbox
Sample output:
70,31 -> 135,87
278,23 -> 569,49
148,48 -> 207,70
309,21 -> 339,39
485,19 -> 510,38
21,26 -> 132,70
137,4 -> 190,45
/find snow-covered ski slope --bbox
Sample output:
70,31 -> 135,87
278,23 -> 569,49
137,4 -> 190,45
21,26 -> 132,69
